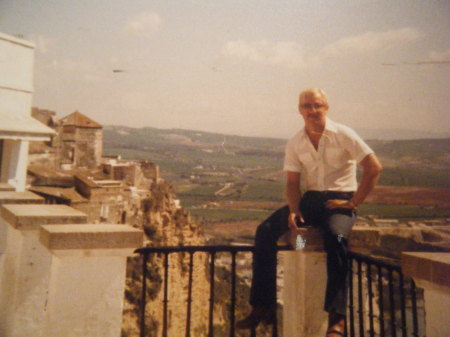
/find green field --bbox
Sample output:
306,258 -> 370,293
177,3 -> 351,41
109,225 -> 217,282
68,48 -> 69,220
104,126 -> 450,222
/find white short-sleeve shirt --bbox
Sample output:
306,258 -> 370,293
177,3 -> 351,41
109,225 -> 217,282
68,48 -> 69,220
283,118 -> 374,192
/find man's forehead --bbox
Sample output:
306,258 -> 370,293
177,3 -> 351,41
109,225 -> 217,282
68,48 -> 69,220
300,92 -> 324,102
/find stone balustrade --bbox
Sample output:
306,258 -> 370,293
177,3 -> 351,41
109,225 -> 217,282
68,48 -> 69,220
0,191 -> 143,337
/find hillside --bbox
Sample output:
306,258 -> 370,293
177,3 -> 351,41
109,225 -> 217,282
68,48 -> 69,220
103,125 -> 450,222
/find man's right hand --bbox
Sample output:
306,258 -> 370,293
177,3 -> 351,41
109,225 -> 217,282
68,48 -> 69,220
288,212 -> 304,232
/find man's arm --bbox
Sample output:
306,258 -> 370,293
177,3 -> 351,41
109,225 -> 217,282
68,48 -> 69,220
327,153 -> 382,209
286,171 -> 303,229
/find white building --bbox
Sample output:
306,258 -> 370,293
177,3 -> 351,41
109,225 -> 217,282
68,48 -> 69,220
0,32 -> 55,191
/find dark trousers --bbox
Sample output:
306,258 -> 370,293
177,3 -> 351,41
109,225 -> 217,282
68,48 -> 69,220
249,191 -> 355,316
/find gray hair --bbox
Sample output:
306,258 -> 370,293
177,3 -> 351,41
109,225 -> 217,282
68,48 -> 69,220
299,88 -> 329,107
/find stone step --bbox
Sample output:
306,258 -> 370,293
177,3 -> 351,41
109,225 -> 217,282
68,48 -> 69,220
40,224 -> 143,250
0,183 -> 14,192
0,204 -> 87,230
0,191 -> 45,205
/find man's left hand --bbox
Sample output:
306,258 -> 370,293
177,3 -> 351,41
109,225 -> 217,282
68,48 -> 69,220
326,199 -> 355,210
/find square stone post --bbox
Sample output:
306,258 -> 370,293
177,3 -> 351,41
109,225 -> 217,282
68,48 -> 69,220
0,204 -> 87,337
280,226 -> 380,336
402,252 -> 450,337
281,228 -> 329,337
39,224 -> 143,337
0,191 -> 44,261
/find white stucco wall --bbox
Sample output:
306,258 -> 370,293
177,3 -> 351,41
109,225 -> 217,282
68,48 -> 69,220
0,33 -> 34,96
0,33 -> 53,190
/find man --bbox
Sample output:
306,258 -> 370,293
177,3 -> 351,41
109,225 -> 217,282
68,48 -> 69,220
236,88 -> 382,337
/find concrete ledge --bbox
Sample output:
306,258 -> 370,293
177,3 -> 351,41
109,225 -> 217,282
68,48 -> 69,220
40,224 -> 144,250
0,191 -> 45,205
402,252 -> 450,288
0,204 -> 87,229
0,183 -> 14,191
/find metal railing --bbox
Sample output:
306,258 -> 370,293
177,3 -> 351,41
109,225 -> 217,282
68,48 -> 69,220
347,251 -> 423,337
134,246 -> 422,337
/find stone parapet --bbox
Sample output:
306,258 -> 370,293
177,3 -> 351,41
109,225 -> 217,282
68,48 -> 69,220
41,224 -> 143,337
402,252 -> 450,337
0,204 -> 87,229
0,190 -> 44,205
40,224 -> 143,251
402,252 -> 450,289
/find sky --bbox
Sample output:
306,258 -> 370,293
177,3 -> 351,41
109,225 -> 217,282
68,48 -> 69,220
1,0 -> 449,139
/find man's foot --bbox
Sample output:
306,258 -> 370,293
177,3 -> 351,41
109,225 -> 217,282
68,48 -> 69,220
326,312 -> 345,337
236,306 -> 275,330
326,329 -> 345,337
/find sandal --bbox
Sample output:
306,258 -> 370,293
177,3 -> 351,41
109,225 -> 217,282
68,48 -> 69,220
326,329 -> 345,337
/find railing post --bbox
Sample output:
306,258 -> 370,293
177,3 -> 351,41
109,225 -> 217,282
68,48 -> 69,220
281,228 -> 328,337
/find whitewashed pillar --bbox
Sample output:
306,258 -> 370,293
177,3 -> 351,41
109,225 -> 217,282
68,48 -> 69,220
0,204 -> 87,337
281,228 -> 329,337
39,224 -> 143,337
1,140 -> 29,192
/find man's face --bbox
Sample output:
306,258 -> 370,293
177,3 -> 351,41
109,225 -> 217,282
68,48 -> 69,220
299,93 -> 328,125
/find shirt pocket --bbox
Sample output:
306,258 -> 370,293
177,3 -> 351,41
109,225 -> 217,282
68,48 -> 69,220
297,152 -> 316,171
325,148 -> 344,168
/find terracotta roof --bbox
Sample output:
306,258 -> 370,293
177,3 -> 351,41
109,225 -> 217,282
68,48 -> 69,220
61,111 -> 102,128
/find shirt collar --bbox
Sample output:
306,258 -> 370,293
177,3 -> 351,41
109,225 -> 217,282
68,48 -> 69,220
324,118 -> 338,134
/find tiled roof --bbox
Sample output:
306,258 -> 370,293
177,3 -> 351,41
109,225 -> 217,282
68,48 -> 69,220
61,111 -> 102,128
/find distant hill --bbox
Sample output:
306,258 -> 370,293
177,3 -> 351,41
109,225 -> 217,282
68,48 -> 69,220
355,127 -> 449,140
103,125 -> 450,189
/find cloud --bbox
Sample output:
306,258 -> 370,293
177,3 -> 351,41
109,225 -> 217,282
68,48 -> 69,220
124,12 -> 162,38
48,58 -> 104,83
223,40 -> 306,69
223,28 -> 423,69
428,48 -> 450,62
320,28 -> 423,58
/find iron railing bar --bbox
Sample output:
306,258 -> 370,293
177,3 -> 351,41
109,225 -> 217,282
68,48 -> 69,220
367,263 -> 375,337
208,252 -> 216,337
348,258 -> 355,337
185,252 -> 194,337
229,251 -> 237,337
398,271 -> 407,337
139,253 -> 149,337
163,252 -> 169,337
388,270 -> 397,337
357,260 -> 365,337
377,266 -> 385,337
410,279 -> 419,337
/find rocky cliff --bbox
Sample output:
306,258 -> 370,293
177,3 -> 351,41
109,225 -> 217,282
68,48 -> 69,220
121,182 -> 212,337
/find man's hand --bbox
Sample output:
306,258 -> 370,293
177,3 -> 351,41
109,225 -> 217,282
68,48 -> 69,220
326,199 -> 356,210
288,212 -> 304,232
